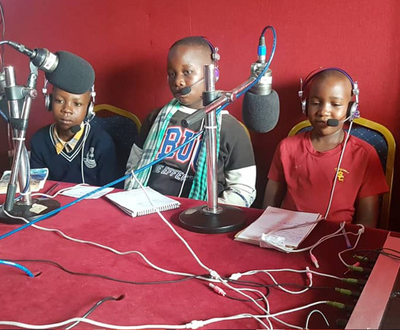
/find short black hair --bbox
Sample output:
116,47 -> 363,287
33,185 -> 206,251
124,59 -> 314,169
311,69 -> 353,96
169,36 -> 213,57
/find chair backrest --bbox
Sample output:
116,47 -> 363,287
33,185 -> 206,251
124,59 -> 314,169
288,118 -> 396,229
91,104 -> 141,181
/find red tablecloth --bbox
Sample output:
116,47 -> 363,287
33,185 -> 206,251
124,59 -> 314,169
0,181 -> 389,329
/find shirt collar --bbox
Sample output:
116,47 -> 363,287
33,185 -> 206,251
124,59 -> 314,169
52,123 -> 84,154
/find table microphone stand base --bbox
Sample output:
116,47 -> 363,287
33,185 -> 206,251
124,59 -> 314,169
0,198 -> 61,224
179,205 -> 247,234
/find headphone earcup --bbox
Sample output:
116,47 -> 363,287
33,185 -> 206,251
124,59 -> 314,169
301,98 -> 307,115
347,101 -> 358,118
85,102 -> 95,122
45,94 -> 52,111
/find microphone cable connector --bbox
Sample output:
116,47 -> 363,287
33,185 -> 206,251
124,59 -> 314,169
310,253 -> 320,268
344,262 -> 360,275
326,301 -> 355,313
335,287 -> 361,297
186,320 -> 205,329
341,277 -> 367,286
229,273 -> 242,280
353,254 -> 377,266
306,266 -> 313,281
209,283 -> 226,297
347,265 -> 372,274
257,36 -> 266,63
209,270 -> 220,280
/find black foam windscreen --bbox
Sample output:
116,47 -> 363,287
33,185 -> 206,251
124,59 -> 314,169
242,90 -> 280,133
45,51 -> 95,94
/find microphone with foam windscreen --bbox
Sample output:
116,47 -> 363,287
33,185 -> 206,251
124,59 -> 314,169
45,51 -> 95,94
5,41 -> 95,94
242,68 -> 280,133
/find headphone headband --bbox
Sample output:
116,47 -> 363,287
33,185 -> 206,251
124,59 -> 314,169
299,67 -> 358,100
199,37 -> 220,82
202,38 -> 220,62
42,79 -> 96,121
298,67 -> 360,119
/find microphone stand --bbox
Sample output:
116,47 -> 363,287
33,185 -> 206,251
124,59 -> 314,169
0,63 -> 60,224
179,64 -> 255,233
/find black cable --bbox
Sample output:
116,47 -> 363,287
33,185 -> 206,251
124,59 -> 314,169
65,294 -> 124,329
219,277 -> 334,303
353,248 -> 400,262
2,258 -> 206,285
220,278 -> 270,302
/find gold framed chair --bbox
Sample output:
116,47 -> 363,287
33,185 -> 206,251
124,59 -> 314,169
91,104 -> 141,181
288,118 -> 396,229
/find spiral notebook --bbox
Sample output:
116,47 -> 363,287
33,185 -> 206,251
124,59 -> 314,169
105,187 -> 181,217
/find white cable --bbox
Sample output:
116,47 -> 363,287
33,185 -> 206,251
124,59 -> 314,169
233,267 -> 343,281
5,179 -> 271,316
3,209 -> 198,279
337,224 -> 364,267
265,300 -> 328,318
261,221 -> 346,257
80,122 -> 90,184
263,270 -> 312,294
0,300 -> 329,329
131,172 -> 213,274
0,313 -> 271,330
217,281 -> 269,314
305,309 -> 329,329
129,173 -> 276,316
30,183 -> 89,199
177,118 -> 204,198
324,121 -> 353,219
3,177 -> 333,330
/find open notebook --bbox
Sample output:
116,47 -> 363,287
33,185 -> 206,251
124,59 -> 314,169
235,206 -> 322,251
106,187 -> 181,217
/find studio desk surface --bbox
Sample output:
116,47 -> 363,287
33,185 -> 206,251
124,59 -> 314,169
0,181 -> 391,329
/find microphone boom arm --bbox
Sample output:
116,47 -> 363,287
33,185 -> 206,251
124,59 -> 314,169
181,75 -> 257,127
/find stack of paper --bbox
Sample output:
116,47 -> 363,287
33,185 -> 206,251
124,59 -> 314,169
235,206 -> 322,250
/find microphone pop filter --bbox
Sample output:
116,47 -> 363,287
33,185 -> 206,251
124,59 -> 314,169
242,90 -> 280,133
45,51 -> 95,94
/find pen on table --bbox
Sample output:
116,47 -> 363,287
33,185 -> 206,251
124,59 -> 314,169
42,182 -> 60,197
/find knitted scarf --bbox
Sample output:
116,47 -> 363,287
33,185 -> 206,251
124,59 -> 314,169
129,98 -> 221,201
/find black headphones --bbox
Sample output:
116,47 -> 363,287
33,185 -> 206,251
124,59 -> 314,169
298,67 -> 360,119
42,79 -> 96,122
202,37 -> 220,82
